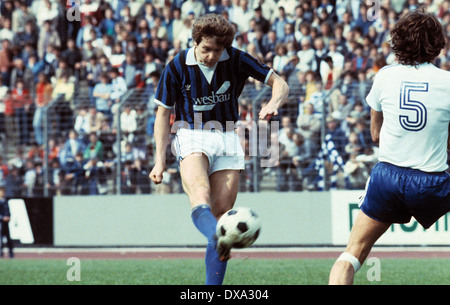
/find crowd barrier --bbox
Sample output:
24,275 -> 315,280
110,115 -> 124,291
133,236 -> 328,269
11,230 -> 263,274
7,191 -> 449,247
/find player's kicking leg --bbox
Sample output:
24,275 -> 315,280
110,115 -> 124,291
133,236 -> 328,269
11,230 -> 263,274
329,210 -> 391,285
210,169 -> 240,261
180,153 -> 235,285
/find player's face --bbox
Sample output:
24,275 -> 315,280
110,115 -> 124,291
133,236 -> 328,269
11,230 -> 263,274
194,37 -> 225,68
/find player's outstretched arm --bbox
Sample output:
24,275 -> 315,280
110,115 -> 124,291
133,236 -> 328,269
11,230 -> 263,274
370,109 -> 383,144
149,105 -> 172,184
258,72 -> 289,120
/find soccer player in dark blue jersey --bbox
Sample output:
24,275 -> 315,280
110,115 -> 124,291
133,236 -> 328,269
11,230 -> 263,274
149,14 -> 289,285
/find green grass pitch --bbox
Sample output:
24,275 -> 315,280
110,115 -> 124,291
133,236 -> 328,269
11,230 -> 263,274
0,258 -> 449,285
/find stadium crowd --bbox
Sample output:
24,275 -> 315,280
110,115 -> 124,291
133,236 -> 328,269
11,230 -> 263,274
0,0 -> 448,196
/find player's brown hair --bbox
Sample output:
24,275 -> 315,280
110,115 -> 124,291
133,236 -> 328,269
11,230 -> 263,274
192,14 -> 236,48
390,9 -> 446,66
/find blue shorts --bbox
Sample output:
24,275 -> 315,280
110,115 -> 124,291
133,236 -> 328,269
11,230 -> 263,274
360,162 -> 450,229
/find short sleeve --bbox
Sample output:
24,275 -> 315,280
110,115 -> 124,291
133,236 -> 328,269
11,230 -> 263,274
238,50 -> 272,85
366,73 -> 382,112
154,63 -> 178,109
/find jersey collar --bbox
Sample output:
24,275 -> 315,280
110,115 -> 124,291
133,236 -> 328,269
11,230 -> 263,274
186,47 -> 230,66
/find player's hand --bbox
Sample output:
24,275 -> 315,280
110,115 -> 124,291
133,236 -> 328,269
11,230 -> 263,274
259,102 -> 279,120
149,163 -> 166,184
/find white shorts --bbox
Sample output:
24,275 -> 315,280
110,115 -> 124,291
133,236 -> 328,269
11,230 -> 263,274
173,128 -> 245,175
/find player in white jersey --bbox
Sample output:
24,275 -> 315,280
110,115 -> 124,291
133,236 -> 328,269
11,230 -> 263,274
329,9 -> 450,285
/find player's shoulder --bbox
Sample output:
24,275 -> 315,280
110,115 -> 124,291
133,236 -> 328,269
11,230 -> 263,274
169,49 -> 189,66
163,49 -> 190,79
377,63 -> 403,75
226,46 -> 244,60
427,64 -> 450,79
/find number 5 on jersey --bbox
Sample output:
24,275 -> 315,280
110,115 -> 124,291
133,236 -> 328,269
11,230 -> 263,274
399,81 -> 428,132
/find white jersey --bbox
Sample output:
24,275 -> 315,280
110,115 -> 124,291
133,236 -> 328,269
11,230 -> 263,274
366,63 -> 450,172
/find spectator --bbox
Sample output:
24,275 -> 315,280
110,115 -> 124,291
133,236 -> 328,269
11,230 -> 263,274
353,118 -> 373,152
343,152 -> 370,189
181,0 -> 206,19
346,102 -> 369,129
59,130 -> 85,168
0,18 -> 14,43
120,52 -> 142,88
143,52 -> 163,82
0,86 -> 13,145
48,157 -> 65,196
320,56 -> 342,90
277,126 -> 303,191
271,6 -> 291,42
23,159 -> 35,197
12,79 -> 32,145
76,15 -> 98,49
350,43 -> 368,72
27,142 -> 44,163
325,115 -> 348,161
296,102 -> 321,155
311,37 -> 328,77
32,161 -> 44,197
87,105 -> 105,135
296,38 -> 315,73
272,43 -> 291,76
82,158 -> 107,195
37,20 -> 61,60
35,0 -> 59,28
42,43 -> 59,79
283,22 -> 297,46
0,39 -> 13,87
15,21 -> 38,52
27,53 -> 45,84
32,73 -> 52,145
232,0 -> 254,34
10,58 -> 34,91
130,158 -> 151,194
121,159 -> 135,194
354,4 -> 374,36
120,105 -> 137,144
261,30 -> 278,62
5,166 -> 23,198
83,132 -> 104,161
52,73 -> 75,134
253,6 -> 270,34
0,156 -> 9,187
109,67 -> 128,104
64,152 -> 85,195
0,187 -> 13,258
345,131 -> 364,160
92,72 -> 113,120
98,7 -> 117,37
1,0 -> 14,19
330,94 -> 354,131
60,38 -> 83,76
74,106 -> 91,141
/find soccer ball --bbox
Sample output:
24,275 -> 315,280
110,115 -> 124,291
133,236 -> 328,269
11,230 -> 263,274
216,207 -> 261,249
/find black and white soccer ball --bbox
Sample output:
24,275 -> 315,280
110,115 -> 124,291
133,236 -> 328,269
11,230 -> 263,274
216,207 -> 261,249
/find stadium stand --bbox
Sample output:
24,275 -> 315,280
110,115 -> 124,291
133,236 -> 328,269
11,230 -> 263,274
0,0 -> 448,196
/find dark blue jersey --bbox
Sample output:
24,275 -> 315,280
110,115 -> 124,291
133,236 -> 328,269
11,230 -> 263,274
154,46 -> 273,129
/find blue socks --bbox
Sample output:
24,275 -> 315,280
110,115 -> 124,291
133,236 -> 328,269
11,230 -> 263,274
191,204 -> 227,285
